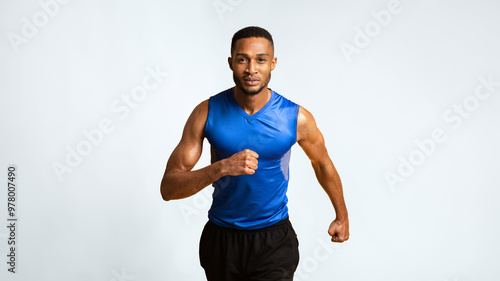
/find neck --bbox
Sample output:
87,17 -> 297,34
233,86 -> 271,116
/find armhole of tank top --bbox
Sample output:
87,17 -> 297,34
203,97 -> 212,139
293,104 -> 300,144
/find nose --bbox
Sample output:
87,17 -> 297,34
246,60 -> 257,74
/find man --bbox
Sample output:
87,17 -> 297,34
160,26 -> 349,281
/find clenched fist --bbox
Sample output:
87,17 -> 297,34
328,219 -> 349,243
221,149 -> 259,176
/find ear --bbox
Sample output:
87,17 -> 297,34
270,57 -> 277,71
228,57 -> 233,71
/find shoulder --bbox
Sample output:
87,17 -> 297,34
297,105 -> 319,143
297,105 -> 315,128
271,90 -> 300,121
192,87 -> 232,120
195,99 -> 209,113
191,99 -> 209,123
272,89 -> 298,106
182,99 -> 209,139
297,105 -> 315,121
209,88 -> 232,103
188,88 -> 231,138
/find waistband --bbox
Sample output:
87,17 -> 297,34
207,216 -> 291,233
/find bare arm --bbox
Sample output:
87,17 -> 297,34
160,100 -> 259,201
297,106 -> 349,242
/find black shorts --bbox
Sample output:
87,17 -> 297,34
199,217 -> 300,281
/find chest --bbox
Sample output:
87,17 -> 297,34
206,108 -> 297,160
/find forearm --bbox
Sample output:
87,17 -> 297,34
312,161 -> 348,221
161,161 -> 225,201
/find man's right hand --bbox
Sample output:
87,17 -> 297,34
221,149 -> 259,176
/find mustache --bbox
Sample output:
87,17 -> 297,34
243,76 -> 260,80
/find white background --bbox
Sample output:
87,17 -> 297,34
1,0 -> 499,280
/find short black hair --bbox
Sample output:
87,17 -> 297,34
231,26 -> 274,54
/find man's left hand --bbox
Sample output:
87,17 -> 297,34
328,219 -> 349,242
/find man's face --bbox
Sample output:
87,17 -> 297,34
229,37 -> 277,96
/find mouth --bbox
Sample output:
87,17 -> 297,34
243,77 -> 260,86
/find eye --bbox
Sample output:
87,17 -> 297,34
258,58 -> 266,63
238,58 -> 248,63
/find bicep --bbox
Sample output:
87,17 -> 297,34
165,100 -> 209,172
297,106 -> 330,164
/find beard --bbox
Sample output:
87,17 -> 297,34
233,72 -> 271,96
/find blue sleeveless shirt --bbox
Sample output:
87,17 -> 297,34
203,87 -> 300,230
